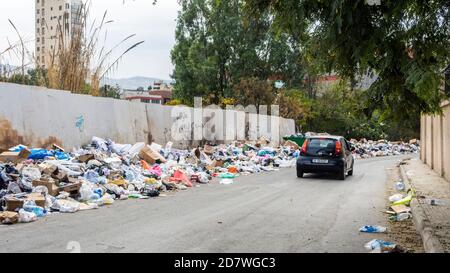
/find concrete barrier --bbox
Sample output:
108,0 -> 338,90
0,82 -> 296,150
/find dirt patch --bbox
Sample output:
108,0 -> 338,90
0,117 -> 64,151
385,167 -> 424,253
37,136 -> 63,150
0,117 -> 25,152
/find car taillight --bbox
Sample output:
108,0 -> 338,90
335,140 -> 342,155
301,139 -> 309,154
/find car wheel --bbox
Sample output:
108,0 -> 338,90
338,167 -> 346,180
348,167 -> 353,176
348,163 -> 354,176
297,169 -> 304,178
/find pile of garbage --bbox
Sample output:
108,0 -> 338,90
349,139 -> 420,159
0,136 -> 299,225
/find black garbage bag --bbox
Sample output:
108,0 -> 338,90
140,184 -> 160,197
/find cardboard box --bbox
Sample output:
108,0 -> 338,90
139,145 -> 166,164
284,140 -> 300,150
51,170 -> 68,182
77,154 -> 95,163
32,178 -> 60,196
5,193 -> 46,212
203,144 -> 215,155
0,149 -> 31,163
0,211 -> 19,224
59,181 -> 82,195
41,164 -> 58,175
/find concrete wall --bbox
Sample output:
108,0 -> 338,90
421,101 -> 450,181
0,82 -> 296,150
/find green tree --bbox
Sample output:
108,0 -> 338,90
171,0 -> 305,105
245,0 -> 450,120
99,84 -> 123,99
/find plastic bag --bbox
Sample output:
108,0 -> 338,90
28,149 -> 54,160
23,200 -> 46,217
101,193 -> 115,205
359,225 -> 387,233
220,179 -> 234,185
52,199 -> 80,213
388,194 -> 403,203
18,209 -> 38,223
21,167 -> 42,181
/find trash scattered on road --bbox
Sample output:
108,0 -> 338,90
364,239 -> 405,253
0,136 -> 300,225
349,139 -> 419,159
424,198 -> 447,206
395,181 -> 405,191
389,212 -> 412,222
359,225 -> 387,233
388,194 -> 404,203
390,204 -> 411,214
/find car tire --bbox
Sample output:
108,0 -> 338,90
338,167 -> 346,180
348,167 -> 353,176
348,161 -> 354,176
297,169 -> 304,178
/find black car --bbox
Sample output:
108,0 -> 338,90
296,136 -> 355,180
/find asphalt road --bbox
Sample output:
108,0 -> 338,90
0,155 -> 410,253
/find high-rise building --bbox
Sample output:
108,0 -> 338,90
35,0 -> 83,68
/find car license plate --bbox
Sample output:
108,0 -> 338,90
312,159 -> 328,164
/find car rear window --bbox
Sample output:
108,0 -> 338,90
306,138 -> 337,156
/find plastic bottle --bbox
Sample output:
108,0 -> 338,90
389,212 -> 412,221
395,181 -> 405,191
425,199 -> 447,206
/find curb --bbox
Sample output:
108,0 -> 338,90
398,160 -> 444,253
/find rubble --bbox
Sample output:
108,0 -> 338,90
0,136 -> 299,225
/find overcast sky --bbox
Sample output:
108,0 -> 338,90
0,0 -> 180,80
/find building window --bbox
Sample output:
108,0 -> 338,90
37,19 -> 40,24
42,8 -> 45,17
59,15 -> 62,21
59,5 -> 62,11
37,28 -> 40,34
37,9 -> 40,14
42,0 -> 44,6
42,38 -> 45,45
37,47 -> 40,52
37,0 -> 39,4
50,7 -> 53,11
42,27 -> 45,35
36,37 -> 40,42
66,3 -> 70,9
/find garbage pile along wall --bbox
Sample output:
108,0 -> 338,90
0,82 -> 296,151
0,136 -> 300,224
349,139 -> 420,159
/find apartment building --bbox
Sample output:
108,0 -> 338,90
35,0 -> 83,68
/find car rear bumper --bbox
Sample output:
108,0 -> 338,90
297,157 -> 345,173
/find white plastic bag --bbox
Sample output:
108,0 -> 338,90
18,209 -> 38,223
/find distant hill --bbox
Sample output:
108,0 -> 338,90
102,76 -> 173,90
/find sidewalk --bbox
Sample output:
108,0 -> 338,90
400,158 -> 450,253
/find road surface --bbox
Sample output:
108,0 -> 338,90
0,155 -> 410,253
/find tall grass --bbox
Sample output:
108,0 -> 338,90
1,0 -> 144,96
